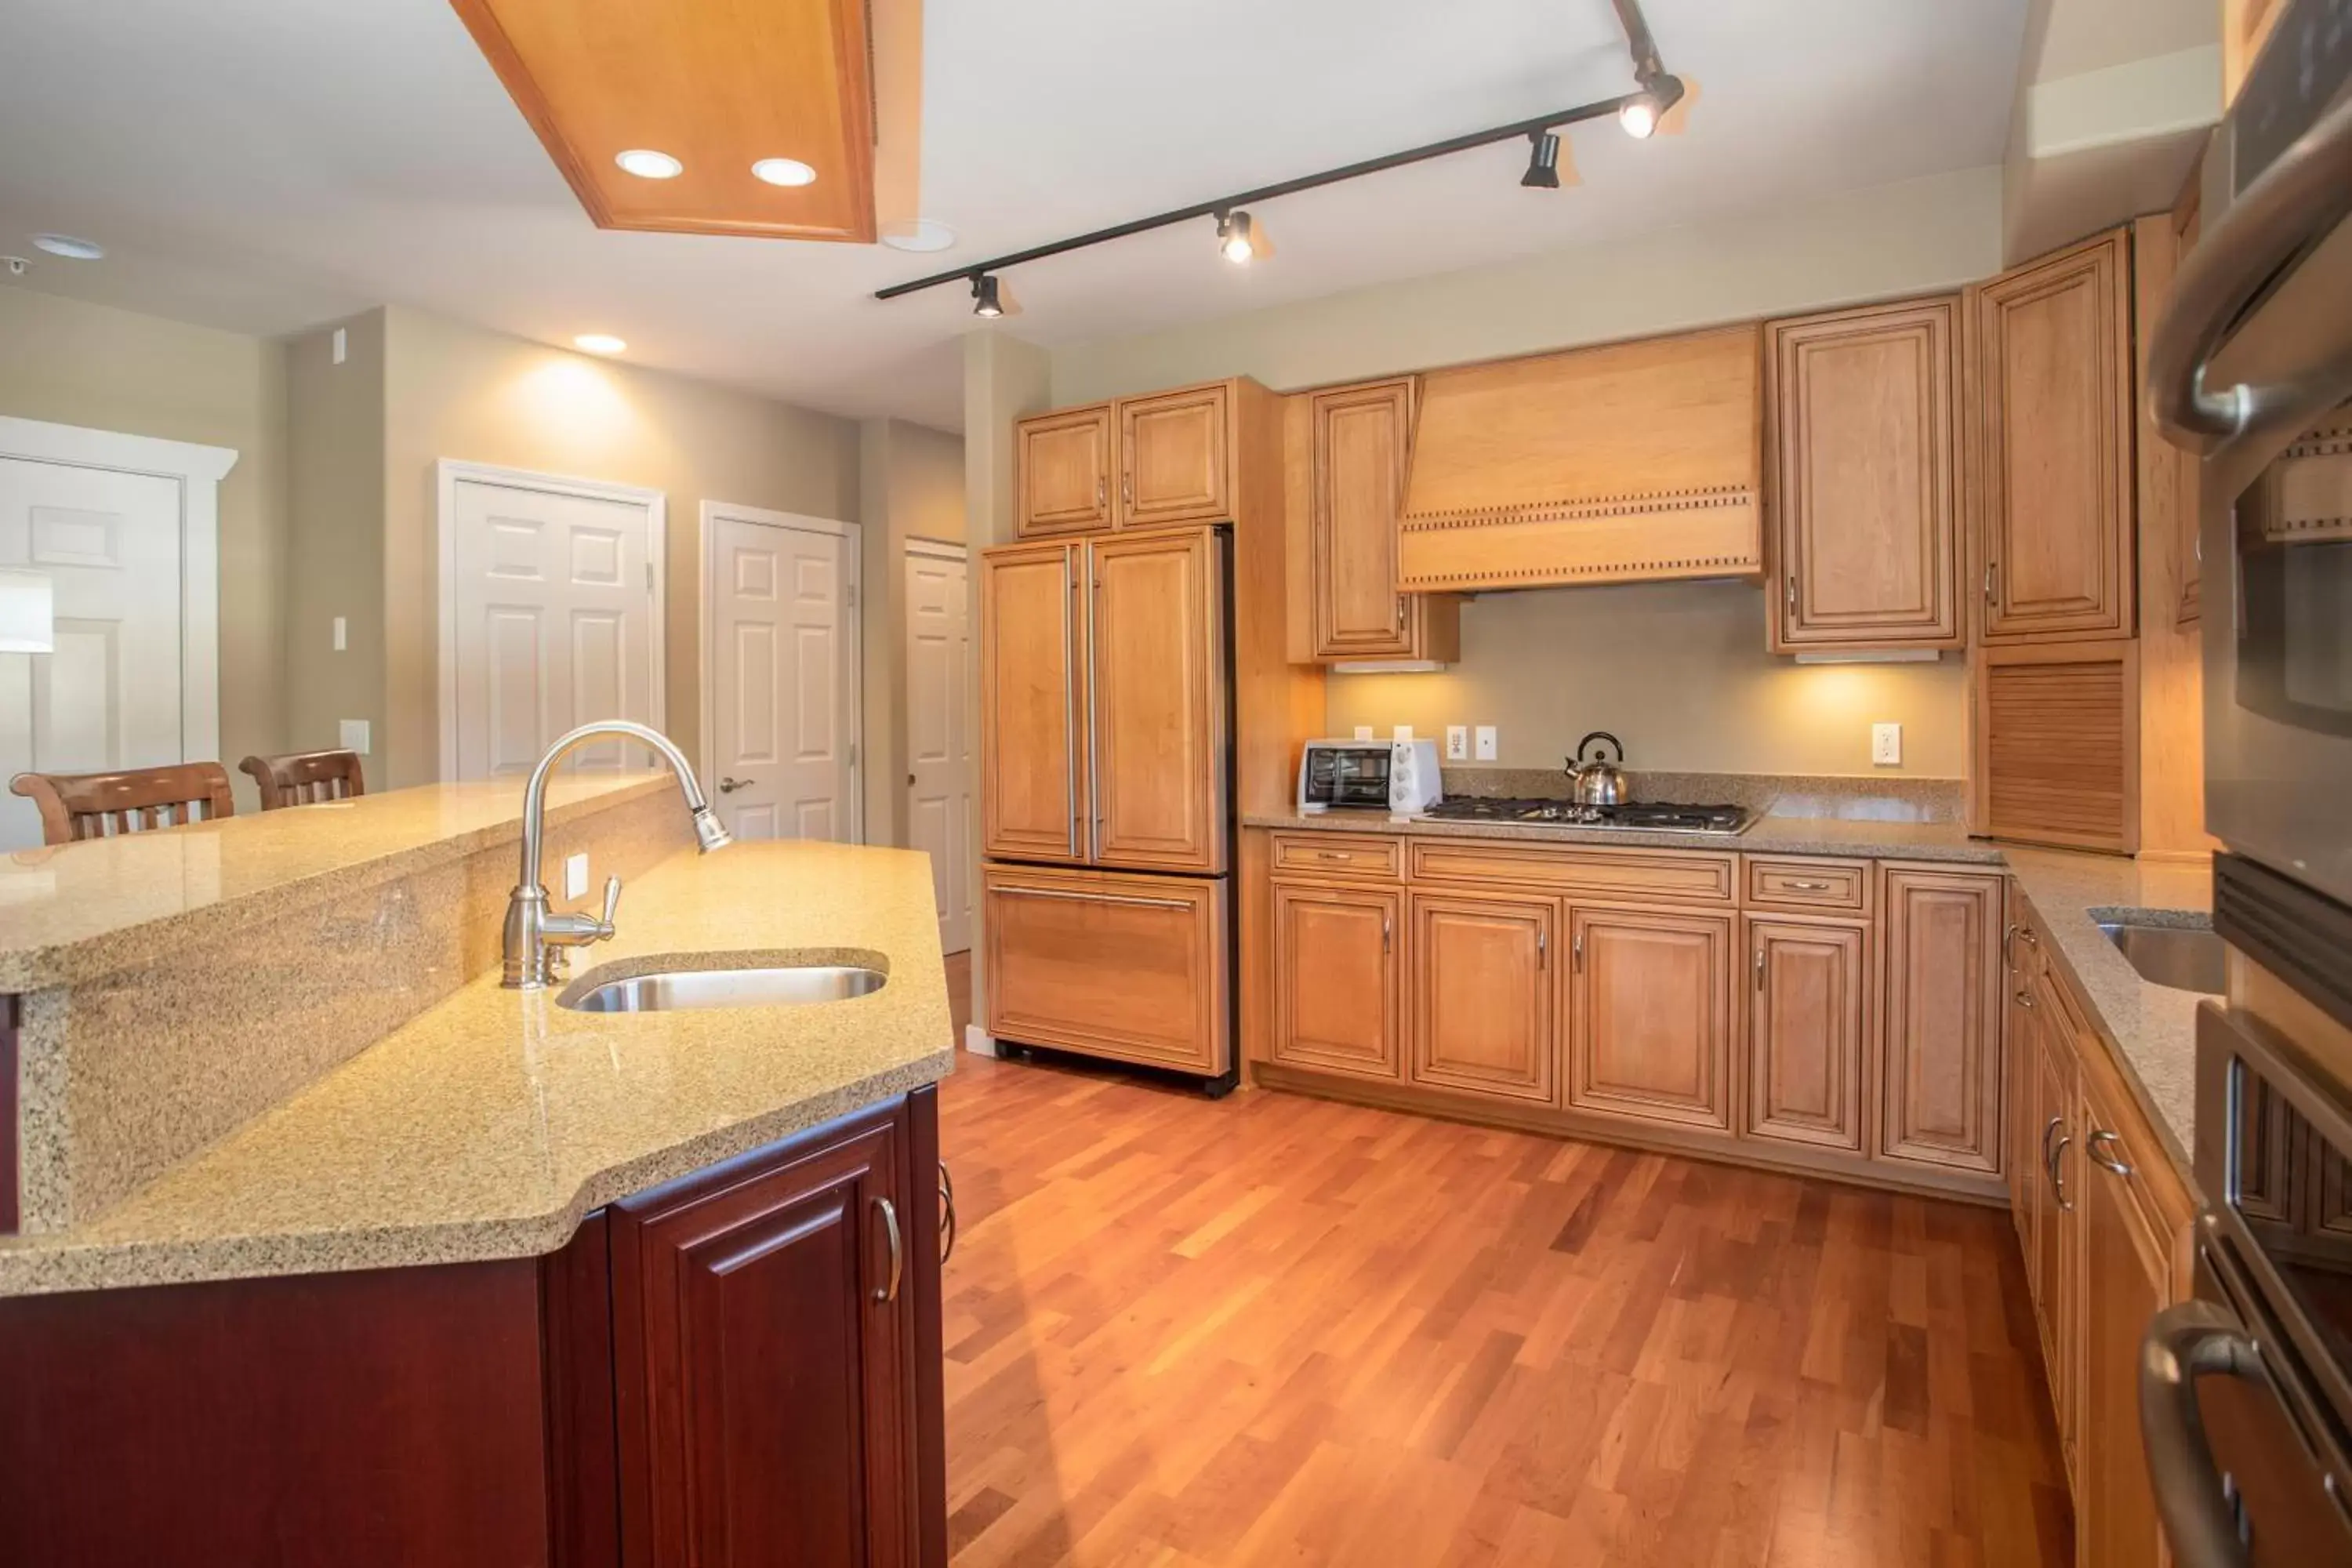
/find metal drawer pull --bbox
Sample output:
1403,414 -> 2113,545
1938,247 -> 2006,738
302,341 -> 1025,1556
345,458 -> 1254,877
1538,927 -> 1548,969
998,885 -> 1194,911
2048,1132 -> 2073,1213
2087,1128 -> 2134,1176
1095,475 -> 1106,507
1754,948 -> 1766,990
2003,922 -> 2018,972
874,1197 -> 902,1303
1784,574 -> 1797,612
1570,930 -> 1582,972
1314,849 -> 1354,862
1781,879 -> 1833,892
1381,911 -> 1392,953
2015,986 -> 2037,1009
938,1162 -> 957,1266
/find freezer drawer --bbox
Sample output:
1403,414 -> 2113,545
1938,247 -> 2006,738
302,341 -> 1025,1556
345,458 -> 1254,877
982,862 -> 1230,1076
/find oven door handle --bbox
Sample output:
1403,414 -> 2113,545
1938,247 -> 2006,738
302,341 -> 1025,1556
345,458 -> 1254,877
2140,1300 -> 2261,1568
2148,91 -> 2352,450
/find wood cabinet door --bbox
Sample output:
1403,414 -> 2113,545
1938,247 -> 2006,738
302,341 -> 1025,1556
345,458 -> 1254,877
1117,383 -> 1230,528
1310,379 -> 1417,658
1568,906 -> 1735,1133
1878,867 -> 2004,1174
1085,529 -> 1225,873
983,862 -> 1229,1075
2077,1098 -> 2169,1568
1766,297 -> 1962,650
1409,890 -> 1557,1103
2029,996 -> 2078,1464
979,542 -> 1083,862
1016,404 -> 1112,537
1271,882 -> 1402,1079
610,1113 -> 914,1568
1743,916 -> 1867,1152
1967,229 -> 2136,642
1973,637 -> 2139,852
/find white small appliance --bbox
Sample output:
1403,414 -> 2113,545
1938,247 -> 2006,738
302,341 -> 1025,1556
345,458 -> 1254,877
1297,738 -> 1444,815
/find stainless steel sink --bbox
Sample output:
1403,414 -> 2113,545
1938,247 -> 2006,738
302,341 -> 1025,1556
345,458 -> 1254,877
2096,922 -> 2224,995
561,964 -> 887,1013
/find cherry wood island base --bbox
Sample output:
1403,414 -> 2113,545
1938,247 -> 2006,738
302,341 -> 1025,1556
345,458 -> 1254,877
0,1087 -> 947,1568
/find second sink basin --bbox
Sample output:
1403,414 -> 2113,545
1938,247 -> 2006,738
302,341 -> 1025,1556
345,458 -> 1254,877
562,963 -> 887,1013
2097,921 -> 2224,995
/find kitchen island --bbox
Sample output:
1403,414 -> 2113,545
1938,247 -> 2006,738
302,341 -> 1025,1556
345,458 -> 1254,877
0,775 -> 954,1567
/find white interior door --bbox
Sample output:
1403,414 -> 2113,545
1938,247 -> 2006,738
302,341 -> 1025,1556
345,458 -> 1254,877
706,506 -> 859,843
0,456 -> 187,850
443,467 -> 661,781
904,541 -> 971,953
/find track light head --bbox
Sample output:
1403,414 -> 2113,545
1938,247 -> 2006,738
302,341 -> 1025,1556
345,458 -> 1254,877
1216,210 -> 1256,264
971,274 -> 1004,318
1520,131 -> 1562,189
1618,93 -> 1658,139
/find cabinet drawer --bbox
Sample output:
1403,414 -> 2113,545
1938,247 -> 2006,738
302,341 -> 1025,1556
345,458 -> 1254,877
1744,856 -> 1871,913
1409,839 -> 1735,905
982,863 -> 1229,1076
1270,831 -> 1404,882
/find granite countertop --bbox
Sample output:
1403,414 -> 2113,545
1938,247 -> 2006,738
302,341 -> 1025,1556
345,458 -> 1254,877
0,772 -> 675,990
0,839 -> 956,1298
1247,808 -> 2209,1187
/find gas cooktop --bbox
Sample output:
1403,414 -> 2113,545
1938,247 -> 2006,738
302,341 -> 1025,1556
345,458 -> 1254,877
1419,797 -> 1755,836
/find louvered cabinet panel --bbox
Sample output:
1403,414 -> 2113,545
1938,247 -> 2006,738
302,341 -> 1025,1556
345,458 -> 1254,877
1973,639 -> 2139,851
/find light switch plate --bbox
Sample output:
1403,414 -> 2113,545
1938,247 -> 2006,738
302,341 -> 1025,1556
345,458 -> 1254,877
338,718 -> 370,755
1352,724 -> 1375,741
1871,722 -> 1903,767
564,852 -> 590,901
1445,724 -> 1469,761
1475,725 -> 1498,761
332,615 -> 347,652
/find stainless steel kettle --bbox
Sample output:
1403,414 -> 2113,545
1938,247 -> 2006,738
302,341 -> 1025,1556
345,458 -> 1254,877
1566,731 -> 1628,806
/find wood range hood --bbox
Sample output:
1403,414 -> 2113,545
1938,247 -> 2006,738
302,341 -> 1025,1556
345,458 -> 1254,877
1396,325 -> 1764,592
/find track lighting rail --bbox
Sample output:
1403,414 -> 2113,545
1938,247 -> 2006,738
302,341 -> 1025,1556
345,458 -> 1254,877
873,0 -> 1680,305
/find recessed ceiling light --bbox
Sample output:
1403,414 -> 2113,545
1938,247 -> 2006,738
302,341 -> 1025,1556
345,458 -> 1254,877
573,333 -> 627,354
614,149 -> 684,180
880,219 -> 957,253
751,158 -> 818,188
31,234 -> 103,260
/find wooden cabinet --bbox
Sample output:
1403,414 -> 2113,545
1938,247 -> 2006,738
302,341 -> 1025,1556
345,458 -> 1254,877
1087,528 -> 1226,873
1765,296 -> 1963,651
979,542 -> 1083,860
1743,915 -> 1867,1153
1973,638 -> 2140,852
1294,379 -> 1460,663
1119,383 -> 1230,528
2075,1073 -> 2172,1568
1016,404 -> 1112,538
2027,978 -> 2078,1472
1966,229 -> 2136,644
1409,890 -> 1557,1104
1270,881 -> 1402,1080
1566,906 -> 1735,1134
609,1104 -> 923,1568
983,861 -> 1229,1076
1877,866 -> 2003,1175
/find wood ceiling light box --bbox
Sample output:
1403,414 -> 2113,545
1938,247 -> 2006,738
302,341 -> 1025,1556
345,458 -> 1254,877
1398,325 -> 1763,591
451,0 -> 919,243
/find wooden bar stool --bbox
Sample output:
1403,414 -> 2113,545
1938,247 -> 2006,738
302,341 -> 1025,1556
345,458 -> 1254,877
10,763 -> 238,844
239,749 -> 367,810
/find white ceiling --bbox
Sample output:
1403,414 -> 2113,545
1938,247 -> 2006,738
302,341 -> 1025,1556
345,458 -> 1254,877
0,0 -> 2028,432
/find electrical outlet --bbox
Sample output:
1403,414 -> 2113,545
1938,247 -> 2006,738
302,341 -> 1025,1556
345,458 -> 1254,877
338,718 -> 370,755
1871,722 -> 1903,767
1352,724 -> 1374,741
1392,724 -> 1414,742
332,615 -> 347,652
332,326 -> 347,365
564,851 -> 590,900
1475,725 -> 1498,761
1445,724 -> 1469,761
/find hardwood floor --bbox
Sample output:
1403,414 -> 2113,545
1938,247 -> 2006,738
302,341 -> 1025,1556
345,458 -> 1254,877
935,1050 -> 2070,1568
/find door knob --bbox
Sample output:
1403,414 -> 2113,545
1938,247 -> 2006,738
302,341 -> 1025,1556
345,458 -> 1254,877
718,776 -> 750,793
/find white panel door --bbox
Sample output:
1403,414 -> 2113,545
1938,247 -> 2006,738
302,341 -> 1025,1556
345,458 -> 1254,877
709,510 -> 858,843
448,477 -> 657,781
0,457 -> 187,850
904,543 -> 971,953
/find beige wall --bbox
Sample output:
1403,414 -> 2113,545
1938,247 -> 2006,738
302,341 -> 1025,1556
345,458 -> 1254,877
1042,164 -> 2000,783
858,418 -> 966,845
0,286 -> 289,809
284,310 -> 387,766
375,306 -> 860,787
1327,581 -> 1967,778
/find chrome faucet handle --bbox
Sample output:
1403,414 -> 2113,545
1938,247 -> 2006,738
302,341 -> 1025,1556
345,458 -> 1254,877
541,875 -> 622,950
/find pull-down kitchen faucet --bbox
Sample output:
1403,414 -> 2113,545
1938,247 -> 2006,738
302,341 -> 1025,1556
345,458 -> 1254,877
502,720 -> 733,989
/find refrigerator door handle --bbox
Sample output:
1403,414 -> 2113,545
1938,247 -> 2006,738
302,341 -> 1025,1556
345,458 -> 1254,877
1087,555 -> 1103,862
1064,546 -> 1080,858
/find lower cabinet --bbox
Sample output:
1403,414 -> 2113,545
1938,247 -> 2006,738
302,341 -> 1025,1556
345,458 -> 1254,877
1270,881 -> 1402,1079
1743,915 -> 1867,1152
1566,906 -> 1735,1133
607,1102 -> 925,1568
2027,973 -> 2080,1475
1408,890 -> 1557,1103
1878,866 -> 2005,1174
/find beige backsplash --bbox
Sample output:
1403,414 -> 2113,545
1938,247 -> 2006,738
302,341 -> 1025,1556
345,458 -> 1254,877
1324,578 -> 1968,777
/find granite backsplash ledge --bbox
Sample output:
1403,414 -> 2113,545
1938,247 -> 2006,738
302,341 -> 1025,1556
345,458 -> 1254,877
1437,767 -> 1965,823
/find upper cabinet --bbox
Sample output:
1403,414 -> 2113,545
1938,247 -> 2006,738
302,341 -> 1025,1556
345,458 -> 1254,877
1765,296 -> 1963,652
1966,229 -> 2137,643
1015,383 -> 1235,538
1285,379 -> 1461,664
1015,405 -> 1113,537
